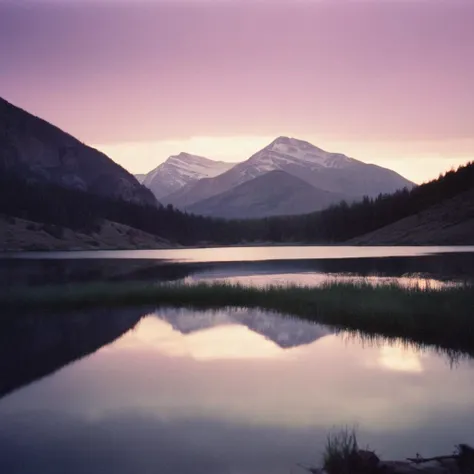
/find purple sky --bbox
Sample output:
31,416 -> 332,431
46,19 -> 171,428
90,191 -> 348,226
1,0 -> 473,182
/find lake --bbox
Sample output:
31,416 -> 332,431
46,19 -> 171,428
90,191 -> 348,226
1,246 -> 474,473
4,245 -> 474,261
1,306 -> 474,474
2,245 -> 474,288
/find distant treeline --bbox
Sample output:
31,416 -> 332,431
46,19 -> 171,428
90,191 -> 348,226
1,161 -> 473,245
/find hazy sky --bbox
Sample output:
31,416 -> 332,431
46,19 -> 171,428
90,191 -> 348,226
1,0 -> 473,183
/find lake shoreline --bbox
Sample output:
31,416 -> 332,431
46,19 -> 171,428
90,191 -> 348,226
2,240 -> 473,253
2,214 -> 473,253
305,446 -> 474,474
306,429 -> 474,474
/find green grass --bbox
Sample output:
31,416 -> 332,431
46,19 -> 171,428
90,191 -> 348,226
1,280 -> 474,357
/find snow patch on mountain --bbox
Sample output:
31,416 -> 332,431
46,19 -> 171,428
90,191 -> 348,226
214,136 -> 358,190
142,153 -> 236,200
252,136 -> 356,171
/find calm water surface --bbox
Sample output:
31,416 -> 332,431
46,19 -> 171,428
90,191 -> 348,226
2,246 -> 474,288
1,307 -> 474,474
5,245 -> 474,261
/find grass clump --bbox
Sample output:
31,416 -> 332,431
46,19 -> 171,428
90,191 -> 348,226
322,428 -> 359,474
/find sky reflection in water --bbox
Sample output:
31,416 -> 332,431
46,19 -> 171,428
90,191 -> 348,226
0,308 -> 474,474
8,245 -> 474,261
185,271 -> 461,289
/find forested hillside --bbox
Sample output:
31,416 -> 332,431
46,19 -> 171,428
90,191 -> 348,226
0,169 -> 244,246
1,161 -> 473,247
269,161 -> 474,242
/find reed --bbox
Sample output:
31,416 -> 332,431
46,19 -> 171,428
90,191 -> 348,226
2,280 -> 473,357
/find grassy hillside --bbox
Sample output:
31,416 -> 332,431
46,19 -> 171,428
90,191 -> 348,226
0,215 -> 172,251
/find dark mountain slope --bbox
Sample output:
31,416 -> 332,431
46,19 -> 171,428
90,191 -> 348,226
0,97 -> 156,206
188,170 -> 350,218
264,161 -> 474,243
348,188 -> 474,245
0,168 -> 246,246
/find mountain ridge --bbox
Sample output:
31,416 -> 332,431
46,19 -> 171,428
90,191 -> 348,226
164,136 -> 414,215
143,152 -> 236,201
0,96 -> 156,206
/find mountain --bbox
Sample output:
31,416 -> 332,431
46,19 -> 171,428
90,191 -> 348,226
187,170 -> 351,219
164,137 -> 414,210
0,97 -> 156,206
0,166 -> 244,248
262,160 -> 474,244
134,174 -> 146,183
142,153 -> 235,201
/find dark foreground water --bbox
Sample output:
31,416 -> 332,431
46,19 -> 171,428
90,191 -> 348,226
1,307 -> 474,474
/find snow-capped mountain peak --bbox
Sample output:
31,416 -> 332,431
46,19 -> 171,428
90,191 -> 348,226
165,153 -> 233,180
142,153 -> 236,200
255,136 -> 355,170
158,136 -> 415,212
226,137 -> 356,183
267,136 -> 325,153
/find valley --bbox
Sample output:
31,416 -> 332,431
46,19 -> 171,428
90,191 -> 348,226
2,95 -> 473,250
